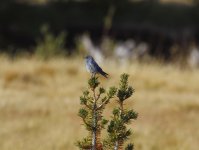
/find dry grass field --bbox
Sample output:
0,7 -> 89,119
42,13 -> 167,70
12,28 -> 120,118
0,56 -> 199,150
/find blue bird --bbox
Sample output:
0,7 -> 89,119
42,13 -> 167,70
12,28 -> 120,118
85,55 -> 108,78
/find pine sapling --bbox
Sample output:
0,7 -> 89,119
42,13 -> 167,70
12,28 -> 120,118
77,73 -> 138,150
77,76 -> 117,150
105,74 -> 138,150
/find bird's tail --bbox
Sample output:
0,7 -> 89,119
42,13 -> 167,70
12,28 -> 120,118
100,70 -> 109,78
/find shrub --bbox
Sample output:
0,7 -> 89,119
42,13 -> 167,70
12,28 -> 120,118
35,25 -> 66,60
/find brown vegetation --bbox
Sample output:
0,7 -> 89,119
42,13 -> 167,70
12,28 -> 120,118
0,56 -> 199,150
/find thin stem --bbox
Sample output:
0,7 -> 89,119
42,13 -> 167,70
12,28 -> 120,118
115,101 -> 124,150
119,101 -> 124,113
96,93 -> 101,101
97,98 -> 110,110
93,88 -> 97,102
114,141 -> 119,150
92,88 -> 97,150
92,108 -> 97,150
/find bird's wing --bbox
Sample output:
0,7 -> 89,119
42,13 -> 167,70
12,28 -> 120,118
93,59 -> 109,78
92,59 -> 103,72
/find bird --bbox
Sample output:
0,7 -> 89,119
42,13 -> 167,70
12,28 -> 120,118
85,55 -> 108,78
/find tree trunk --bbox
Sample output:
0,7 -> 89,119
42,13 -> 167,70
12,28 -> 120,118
92,104 -> 97,150
114,141 -> 118,150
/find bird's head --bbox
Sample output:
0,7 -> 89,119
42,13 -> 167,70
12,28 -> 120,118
85,55 -> 93,60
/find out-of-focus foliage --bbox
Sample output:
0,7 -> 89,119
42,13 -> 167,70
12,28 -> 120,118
0,0 -> 199,62
35,26 -> 66,60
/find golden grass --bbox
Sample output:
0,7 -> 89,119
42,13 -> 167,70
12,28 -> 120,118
0,56 -> 199,150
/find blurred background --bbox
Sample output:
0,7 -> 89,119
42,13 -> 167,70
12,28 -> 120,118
0,0 -> 199,150
1,0 -> 199,65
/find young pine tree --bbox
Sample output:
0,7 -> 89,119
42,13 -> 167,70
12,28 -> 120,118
77,74 -> 137,150
105,74 -> 138,150
77,76 -> 117,150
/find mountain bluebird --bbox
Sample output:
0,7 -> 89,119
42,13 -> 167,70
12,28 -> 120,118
85,55 -> 108,78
